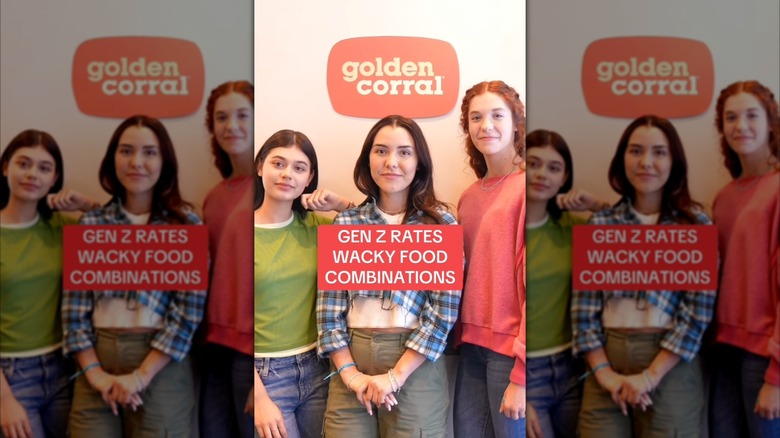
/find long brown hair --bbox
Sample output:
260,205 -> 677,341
608,115 -> 704,224
459,80 -> 525,178
354,115 -> 449,224
205,80 -> 254,178
715,80 -> 780,178
99,115 -> 194,224
0,129 -> 64,220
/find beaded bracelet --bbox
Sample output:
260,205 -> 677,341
578,361 -> 610,381
323,362 -> 357,381
69,361 -> 102,381
388,368 -> 401,393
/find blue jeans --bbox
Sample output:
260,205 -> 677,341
453,344 -> 525,438
255,350 -> 328,438
198,344 -> 255,438
709,344 -> 780,438
526,350 -> 583,438
0,350 -> 73,438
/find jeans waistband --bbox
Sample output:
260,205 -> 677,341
254,348 -> 318,367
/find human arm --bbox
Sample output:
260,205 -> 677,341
556,189 -> 610,213
0,371 -> 32,438
300,188 -> 354,213
47,188 -> 99,212
254,367 -> 288,438
756,244 -> 780,419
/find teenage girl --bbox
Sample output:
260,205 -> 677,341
317,115 -> 460,437
254,129 -> 351,438
63,115 -> 205,437
1,129 -> 95,438
525,129 -> 608,438
572,115 -> 715,437
452,80 -> 526,438
708,80 -> 780,438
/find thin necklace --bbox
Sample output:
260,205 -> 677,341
377,204 -> 406,215
481,165 -> 517,191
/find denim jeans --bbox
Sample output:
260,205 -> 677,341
0,350 -> 73,438
526,349 -> 583,438
197,343 -> 255,438
453,343 -> 525,438
709,343 -> 780,438
254,349 -> 328,438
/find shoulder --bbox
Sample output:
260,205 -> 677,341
436,207 -> 458,225
182,207 -> 203,225
78,202 -> 118,225
302,212 -> 333,227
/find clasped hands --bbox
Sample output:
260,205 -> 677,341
87,369 -> 148,415
597,369 -> 656,415
344,370 -> 401,416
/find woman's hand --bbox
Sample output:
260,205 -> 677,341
619,374 -> 653,411
526,403 -> 543,438
254,393 -> 288,438
499,382 -> 526,420
344,372 -> 375,415
47,189 -> 97,212
0,392 -> 32,438
86,370 -> 120,415
556,189 -> 608,212
595,369 -> 628,415
110,374 -> 144,410
755,382 -> 780,420
364,374 -> 399,411
301,189 -> 350,212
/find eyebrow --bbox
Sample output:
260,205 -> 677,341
269,155 -> 309,165
15,154 -> 55,165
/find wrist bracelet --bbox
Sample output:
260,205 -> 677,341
323,362 -> 357,381
69,361 -> 102,381
346,372 -> 364,391
642,369 -> 656,392
132,369 -> 146,393
578,361 -> 610,381
388,368 -> 401,393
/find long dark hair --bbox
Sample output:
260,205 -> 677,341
1,129 -> 64,220
459,80 -> 525,178
526,129 -> 573,220
206,80 -> 254,178
99,115 -> 194,224
715,80 -> 780,178
254,130 -> 319,219
608,115 -> 703,224
354,115 -> 449,224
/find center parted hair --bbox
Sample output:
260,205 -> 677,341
608,115 -> 703,224
254,130 -> 319,218
354,115 -> 449,225
0,129 -> 64,220
714,80 -> 780,178
206,80 -> 254,179
526,129 -> 574,220
459,80 -> 526,178
99,115 -> 194,224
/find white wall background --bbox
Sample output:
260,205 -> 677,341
0,0 -> 253,211
527,0 -> 780,210
255,0 -> 527,209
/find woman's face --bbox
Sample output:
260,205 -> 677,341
2,145 -> 58,204
114,125 -> 163,198
722,92 -> 770,159
526,145 -> 568,203
623,125 -> 672,199
258,145 -> 313,203
214,92 -> 254,157
369,125 -> 418,202
467,92 -> 516,160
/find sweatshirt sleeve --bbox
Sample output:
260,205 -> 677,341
510,185 -> 526,386
766,243 -> 780,385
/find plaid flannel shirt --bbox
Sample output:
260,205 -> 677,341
316,199 -> 461,362
62,198 -> 207,362
571,198 -> 716,362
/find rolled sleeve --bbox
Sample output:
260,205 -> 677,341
406,289 -> 460,361
316,289 -> 350,357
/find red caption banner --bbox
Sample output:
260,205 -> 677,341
318,225 -> 463,290
572,225 -> 717,291
63,225 -> 209,290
